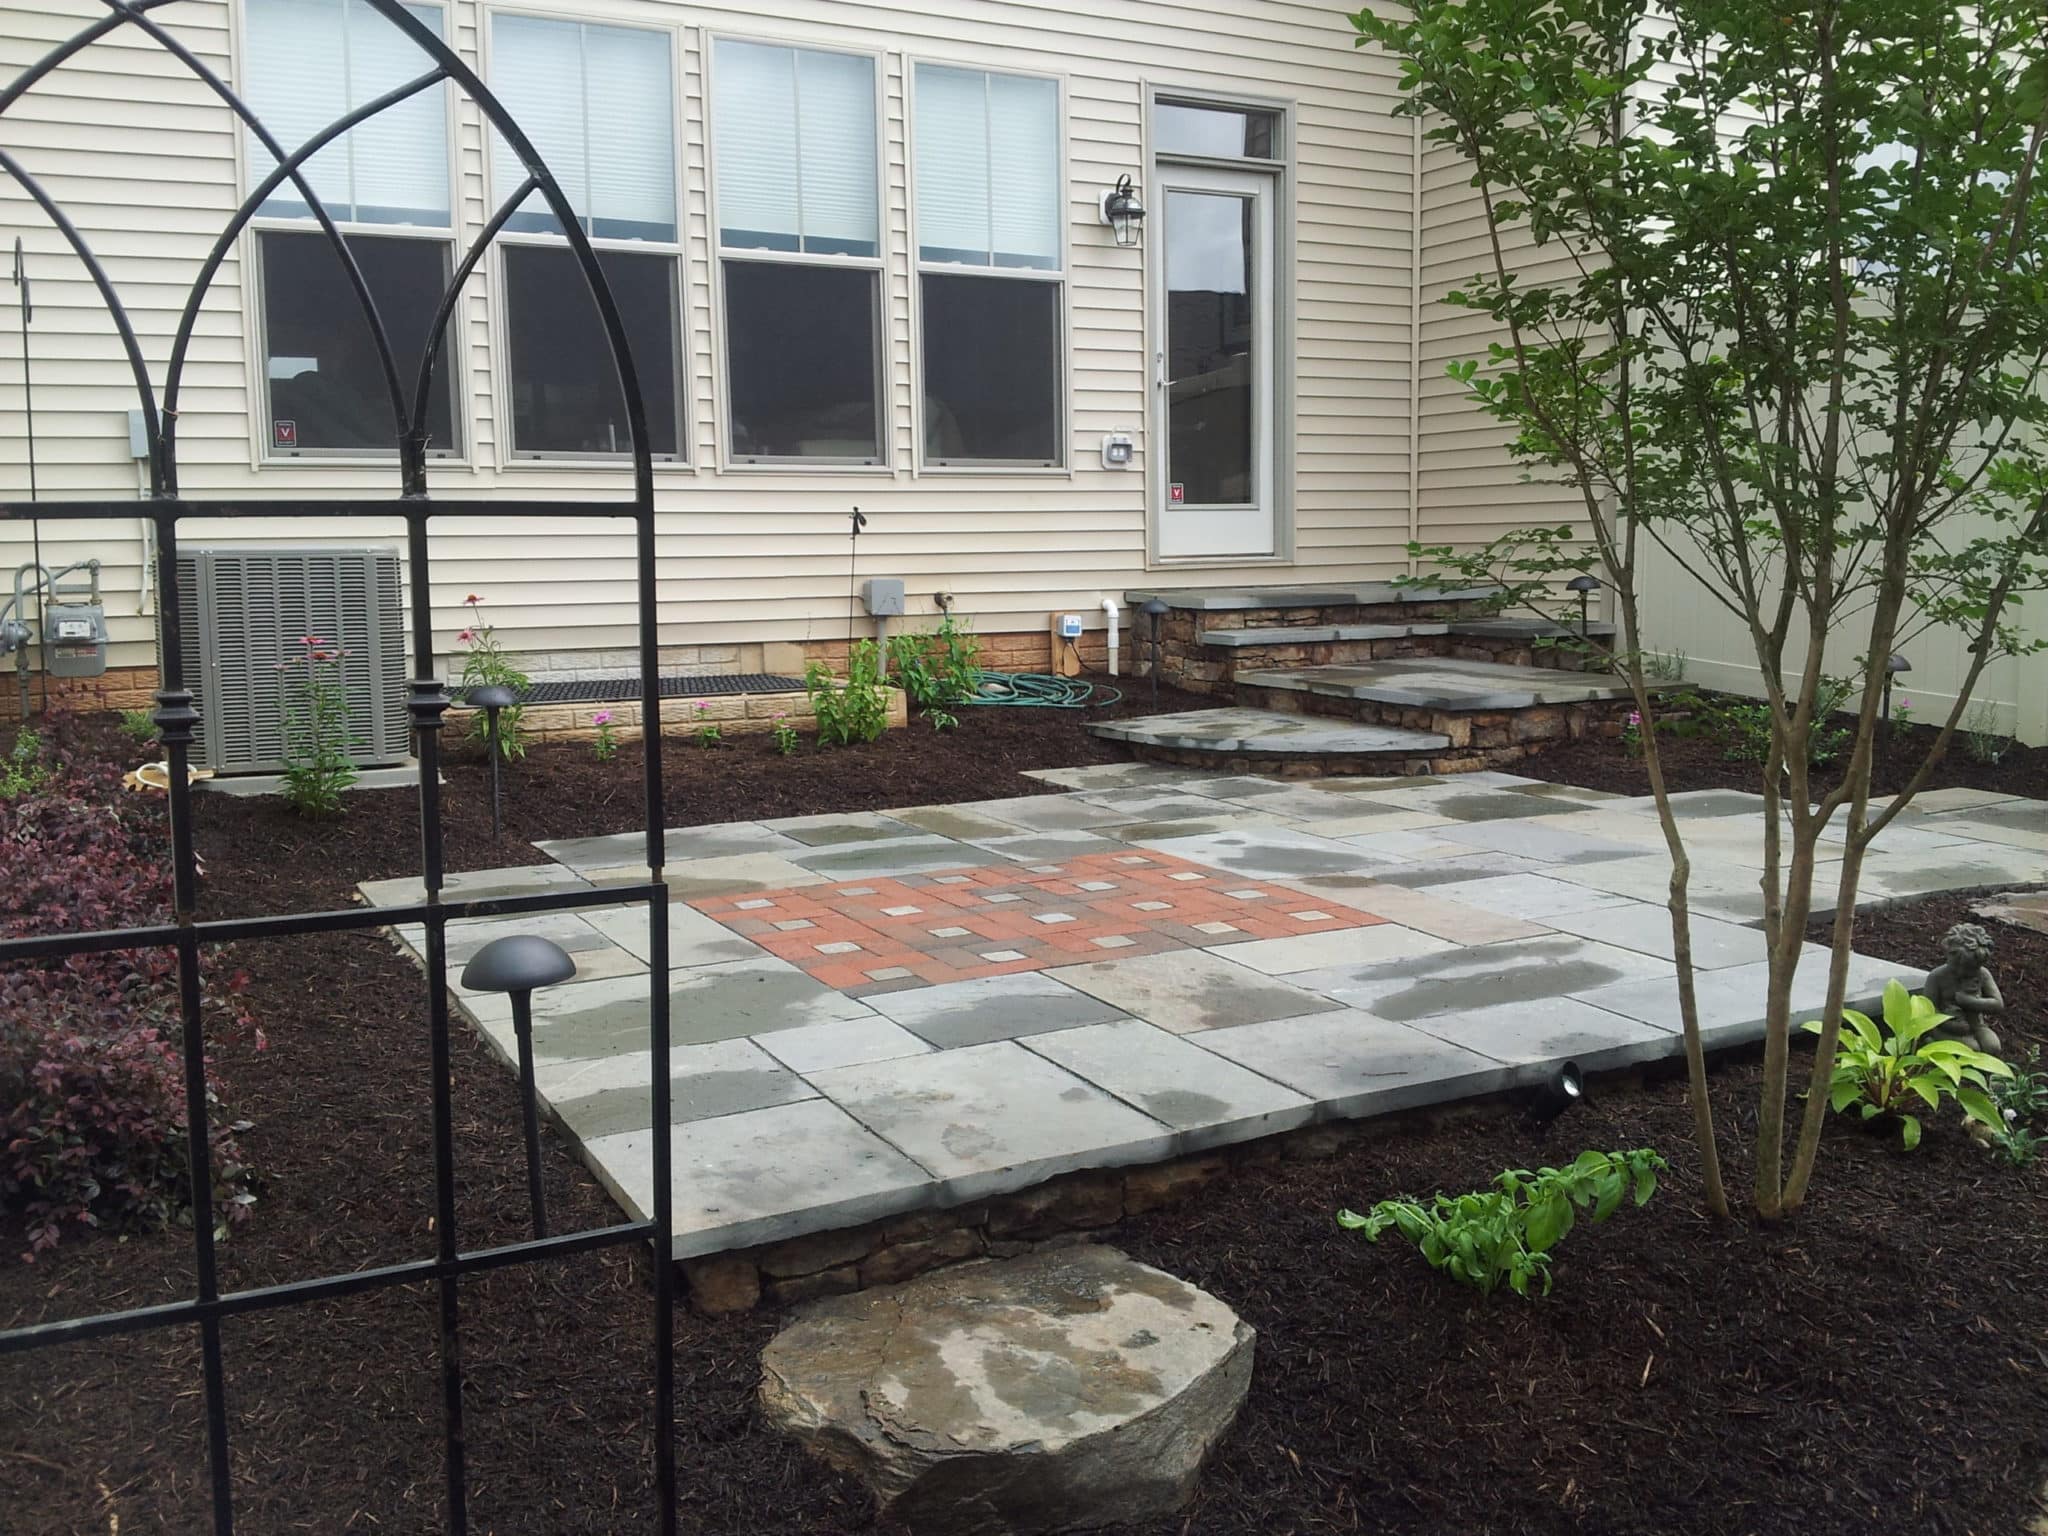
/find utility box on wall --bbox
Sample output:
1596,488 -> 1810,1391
43,604 -> 107,677
174,547 -> 409,774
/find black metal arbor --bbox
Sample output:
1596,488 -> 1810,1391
0,3 -> 677,1531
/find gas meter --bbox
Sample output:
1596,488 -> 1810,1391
44,604 -> 107,677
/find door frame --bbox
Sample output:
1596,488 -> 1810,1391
1141,84 -> 1296,569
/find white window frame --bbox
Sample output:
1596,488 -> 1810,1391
905,57 -> 1070,476
233,0 -> 467,468
703,30 -> 892,472
1142,84 -> 1297,567
480,7 -> 689,467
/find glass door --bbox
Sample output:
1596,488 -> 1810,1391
1152,163 -> 1274,559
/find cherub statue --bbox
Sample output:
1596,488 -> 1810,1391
1922,922 -> 2004,1056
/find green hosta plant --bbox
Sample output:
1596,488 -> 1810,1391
1803,981 -> 2012,1151
806,640 -> 889,747
1338,1148 -> 1665,1298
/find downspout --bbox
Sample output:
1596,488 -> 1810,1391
1407,109 -> 1424,576
1101,595 -> 1120,676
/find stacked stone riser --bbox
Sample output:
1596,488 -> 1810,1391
1234,678 -> 1629,766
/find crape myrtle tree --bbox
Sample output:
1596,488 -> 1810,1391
1350,0 -> 2048,1218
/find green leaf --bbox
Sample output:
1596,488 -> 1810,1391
1900,1114 -> 1922,1151
1956,1086 -> 2001,1129
1524,1192 -> 1574,1253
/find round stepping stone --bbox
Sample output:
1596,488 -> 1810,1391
758,1243 -> 1254,1534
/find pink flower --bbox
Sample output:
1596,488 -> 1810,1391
300,634 -> 325,647
464,594 -> 482,605
592,710 -> 613,726
456,629 -> 474,642
694,700 -> 709,713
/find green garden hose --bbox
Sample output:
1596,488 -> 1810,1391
963,672 -> 1123,708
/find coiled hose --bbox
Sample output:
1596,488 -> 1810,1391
961,672 -> 1123,708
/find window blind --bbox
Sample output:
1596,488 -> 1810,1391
913,65 -> 990,264
713,40 -> 876,257
489,16 -> 674,242
914,65 -> 1059,269
245,0 -> 449,226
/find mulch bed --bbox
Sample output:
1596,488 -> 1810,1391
3,707 -> 2045,1535
1529,713 -> 2048,800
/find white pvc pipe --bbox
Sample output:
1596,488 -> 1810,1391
1100,596 -> 1120,677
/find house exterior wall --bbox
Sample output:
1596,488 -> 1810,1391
1,0 -> 1456,684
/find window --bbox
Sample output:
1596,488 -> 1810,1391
259,230 -> 457,455
1153,101 -> 1279,161
243,0 -> 459,455
711,40 -> 883,463
488,15 -> 682,459
912,65 -> 1063,466
502,246 -> 680,457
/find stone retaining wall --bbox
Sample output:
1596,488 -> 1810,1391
1149,602 -> 1605,696
681,1101 -> 1526,1315
447,685 -> 908,747
1230,680 -> 1629,768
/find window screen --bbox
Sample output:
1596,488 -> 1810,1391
723,262 -> 881,462
503,245 -> 680,458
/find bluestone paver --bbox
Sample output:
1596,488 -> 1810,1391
1208,922 -> 1455,976
1406,994 -> 1675,1073
808,1041 -> 1177,1194
869,971 -> 1128,1048
1292,933 -> 1671,1023
1047,949 -> 1342,1034
1197,1009 -> 1511,1115
1022,1018 -> 1317,1146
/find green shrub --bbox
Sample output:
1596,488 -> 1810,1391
1338,1148 -> 1665,1298
1803,979 -> 2012,1150
0,729 -> 49,801
1987,1046 -> 2046,1166
1962,700 -> 2012,765
118,707 -> 159,745
1710,675 -> 1852,765
885,613 -> 981,711
806,640 -> 889,746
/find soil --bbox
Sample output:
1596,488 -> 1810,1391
3,708 -> 2045,1536
1529,711 -> 2048,800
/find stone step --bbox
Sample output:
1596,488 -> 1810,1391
1088,707 -> 1452,775
1200,622 -> 1450,649
1125,581 -> 1500,611
1234,658 -> 1636,713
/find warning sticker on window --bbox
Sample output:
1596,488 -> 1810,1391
273,419 -> 298,449
1169,483 -> 1185,503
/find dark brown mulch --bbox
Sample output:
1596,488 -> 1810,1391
183,675 -> 1207,920
3,711 -> 2045,1536
1529,716 -> 2048,800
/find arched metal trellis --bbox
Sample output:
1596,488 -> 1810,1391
0,4 -> 676,1531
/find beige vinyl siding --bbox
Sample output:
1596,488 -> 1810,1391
3,0 -> 1422,675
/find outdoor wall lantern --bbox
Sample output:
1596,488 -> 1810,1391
461,934 -> 578,1239
1099,174 -> 1147,247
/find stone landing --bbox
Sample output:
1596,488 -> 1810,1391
1088,707 -> 1454,776
1232,658 -> 1638,767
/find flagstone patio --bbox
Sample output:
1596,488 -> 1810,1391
357,767 -> 2045,1258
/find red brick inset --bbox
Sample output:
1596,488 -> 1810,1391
692,849 -> 1386,996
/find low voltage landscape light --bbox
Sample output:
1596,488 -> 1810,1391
1098,174 -> 1147,246
1566,573 -> 1602,640
1527,1060 -> 1584,1123
1141,597 -> 1171,705
461,934 -> 579,1238
467,682 -> 519,839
